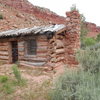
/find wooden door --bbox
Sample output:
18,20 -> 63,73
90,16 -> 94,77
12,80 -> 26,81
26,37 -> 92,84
11,41 -> 18,63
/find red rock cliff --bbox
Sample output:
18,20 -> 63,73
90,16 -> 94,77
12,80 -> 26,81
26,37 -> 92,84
0,0 -> 66,24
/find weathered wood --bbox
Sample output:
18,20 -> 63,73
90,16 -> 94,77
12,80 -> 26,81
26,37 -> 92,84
18,41 -> 24,46
56,57 -> 65,62
0,59 -> 7,63
0,43 -> 8,46
0,56 -> 9,60
0,51 -> 8,55
56,27 -> 66,35
20,61 -> 46,67
55,40 -> 64,49
21,57 -> 47,62
56,49 -> 65,54
37,42 -> 48,46
0,46 -> 8,51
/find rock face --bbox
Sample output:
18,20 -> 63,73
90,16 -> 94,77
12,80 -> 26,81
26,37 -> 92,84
0,0 -> 65,24
0,2 -> 49,32
86,22 -> 100,37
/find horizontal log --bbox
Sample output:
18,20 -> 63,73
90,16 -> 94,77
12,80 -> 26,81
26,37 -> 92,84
19,51 -> 48,56
18,52 -> 24,56
37,40 -> 48,42
37,46 -> 47,50
56,57 -> 65,62
0,46 -> 8,51
56,49 -> 65,54
0,42 -> 8,46
50,58 -> 56,63
56,35 -> 64,40
37,42 -> 48,46
21,57 -> 47,62
0,51 -> 8,55
0,55 -> 9,60
18,42 -> 24,46
55,40 -> 64,49
20,61 -> 46,67
0,54 -> 9,56
37,49 -> 48,53
0,60 -> 7,63
37,35 -> 47,39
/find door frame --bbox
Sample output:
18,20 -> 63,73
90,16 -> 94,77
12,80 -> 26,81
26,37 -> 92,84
8,41 -> 18,63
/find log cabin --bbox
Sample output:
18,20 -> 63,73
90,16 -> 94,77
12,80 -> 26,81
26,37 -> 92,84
0,11 -> 81,67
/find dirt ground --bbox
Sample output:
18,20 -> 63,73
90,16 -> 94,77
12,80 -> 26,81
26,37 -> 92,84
0,63 -> 67,100
0,64 -> 55,100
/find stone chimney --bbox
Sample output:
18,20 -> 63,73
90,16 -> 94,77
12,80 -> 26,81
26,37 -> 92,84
48,10 -> 81,69
65,10 -> 81,66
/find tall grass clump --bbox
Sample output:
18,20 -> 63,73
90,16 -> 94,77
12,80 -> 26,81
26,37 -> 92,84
12,64 -> 26,85
0,75 -> 14,94
0,76 -> 8,83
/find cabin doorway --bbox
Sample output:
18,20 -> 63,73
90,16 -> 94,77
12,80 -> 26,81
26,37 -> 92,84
11,41 -> 18,63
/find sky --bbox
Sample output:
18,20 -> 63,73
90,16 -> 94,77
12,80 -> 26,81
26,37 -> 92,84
28,0 -> 100,26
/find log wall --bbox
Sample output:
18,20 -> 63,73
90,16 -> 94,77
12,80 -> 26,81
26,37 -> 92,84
18,35 -> 49,66
0,42 -> 9,63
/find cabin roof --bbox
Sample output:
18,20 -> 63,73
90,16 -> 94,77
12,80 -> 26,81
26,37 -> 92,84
0,24 -> 66,38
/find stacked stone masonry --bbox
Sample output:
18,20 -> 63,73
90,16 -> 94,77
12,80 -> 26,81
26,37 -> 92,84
49,11 -> 80,67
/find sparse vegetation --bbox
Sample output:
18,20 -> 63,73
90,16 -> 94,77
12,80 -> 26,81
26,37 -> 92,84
0,75 -> 14,94
83,37 -> 96,47
96,34 -> 100,42
0,75 -> 8,83
0,64 -> 52,100
12,64 -> 22,82
48,68 -> 100,100
12,64 -> 26,86
48,42 -> 100,100
76,48 -> 100,73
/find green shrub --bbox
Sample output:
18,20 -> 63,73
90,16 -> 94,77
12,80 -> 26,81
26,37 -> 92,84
49,69 -> 100,100
2,83 -> 14,94
12,64 -> 22,83
12,64 -> 26,85
0,76 -> 8,83
84,37 -> 96,47
0,14 -> 3,19
96,34 -> 100,42
87,42 -> 100,50
76,49 -> 100,73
